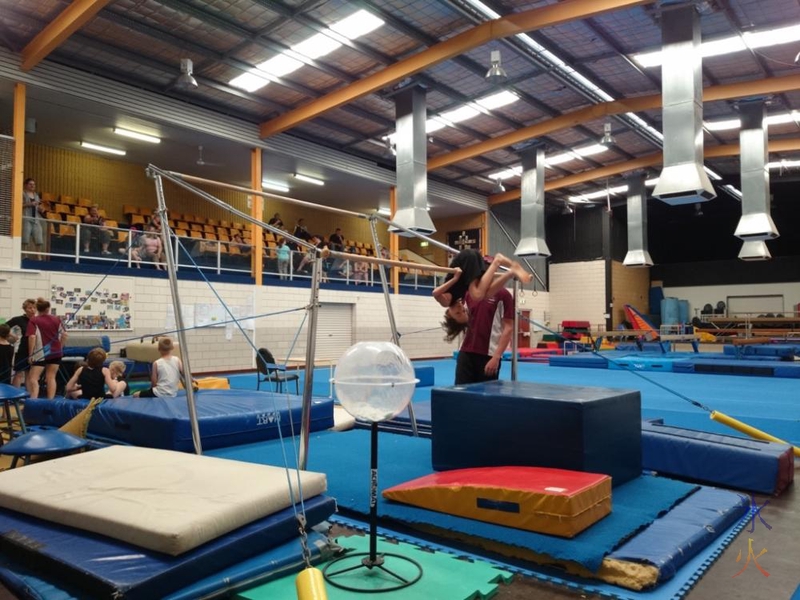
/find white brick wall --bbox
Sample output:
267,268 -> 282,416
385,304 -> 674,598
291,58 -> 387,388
549,261 -> 607,330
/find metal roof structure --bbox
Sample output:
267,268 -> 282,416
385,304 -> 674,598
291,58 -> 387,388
2,0 -> 800,214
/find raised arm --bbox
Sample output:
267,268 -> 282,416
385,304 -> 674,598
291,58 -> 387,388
432,267 -> 462,307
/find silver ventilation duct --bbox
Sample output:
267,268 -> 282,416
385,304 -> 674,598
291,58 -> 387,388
734,100 -> 779,242
738,241 -> 771,261
623,172 -> 654,267
652,3 -> 716,206
389,85 -> 436,236
515,146 -> 550,257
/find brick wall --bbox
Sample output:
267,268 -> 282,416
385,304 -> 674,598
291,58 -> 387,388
549,260 -> 606,331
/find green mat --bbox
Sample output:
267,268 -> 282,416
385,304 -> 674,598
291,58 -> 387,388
236,535 -> 512,600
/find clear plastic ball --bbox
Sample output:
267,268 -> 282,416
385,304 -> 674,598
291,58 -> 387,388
333,342 -> 418,422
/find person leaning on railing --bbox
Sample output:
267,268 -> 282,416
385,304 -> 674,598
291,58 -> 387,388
80,205 -> 112,255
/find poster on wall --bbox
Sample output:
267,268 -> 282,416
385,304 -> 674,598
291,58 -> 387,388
50,281 -> 132,330
165,304 -> 255,333
446,228 -> 482,252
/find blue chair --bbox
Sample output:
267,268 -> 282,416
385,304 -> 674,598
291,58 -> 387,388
0,430 -> 88,468
0,383 -> 28,445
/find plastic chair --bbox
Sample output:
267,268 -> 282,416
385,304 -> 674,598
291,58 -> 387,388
0,430 -> 88,468
256,348 -> 299,394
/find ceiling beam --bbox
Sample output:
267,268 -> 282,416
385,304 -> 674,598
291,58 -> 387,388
259,0 -> 654,138
432,73 -> 800,171
21,0 -> 112,71
488,137 -> 800,205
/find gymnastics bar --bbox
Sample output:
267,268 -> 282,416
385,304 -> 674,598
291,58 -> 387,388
325,249 -> 456,274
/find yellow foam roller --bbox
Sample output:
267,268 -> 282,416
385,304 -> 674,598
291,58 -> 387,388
711,411 -> 800,457
296,566 -> 328,600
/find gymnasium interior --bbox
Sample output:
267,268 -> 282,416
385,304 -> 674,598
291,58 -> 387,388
0,1 -> 799,599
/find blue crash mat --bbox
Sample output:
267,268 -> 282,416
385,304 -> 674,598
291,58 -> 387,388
0,495 -> 336,600
0,532 -> 330,600
24,390 -> 334,451
608,487 -> 748,582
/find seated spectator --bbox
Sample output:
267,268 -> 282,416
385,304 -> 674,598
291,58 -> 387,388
353,259 -> 369,285
81,205 -> 112,255
132,225 -> 163,269
65,347 -> 122,400
148,210 -> 163,233
296,235 -> 321,274
107,360 -> 128,398
268,213 -> 284,228
293,219 -> 311,245
231,233 -> 251,255
329,228 -> 345,252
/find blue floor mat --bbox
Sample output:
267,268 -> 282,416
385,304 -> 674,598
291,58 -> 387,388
209,429 -> 696,573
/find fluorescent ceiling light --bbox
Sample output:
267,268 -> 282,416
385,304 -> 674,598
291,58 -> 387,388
645,178 -> 659,187
574,143 -> 608,157
329,10 -> 384,39
292,33 -> 341,60
294,173 -> 325,186
230,11 -> 383,92
229,71 -> 272,92
377,207 -> 392,216
425,118 -> 448,133
704,166 -> 723,181
705,111 -> 800,132
634,23 -> 800,68
722,184 -> 743,199
475,90 -> 518,111
80,141 -> 126,156
440,105 -> 481,124
113,128 -> 160,143
767,158 -> 800,169
262,180 -> 290,193
488,166 -> 522,180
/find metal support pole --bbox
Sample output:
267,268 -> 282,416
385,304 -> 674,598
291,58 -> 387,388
152,173 -> 202,455
489,210 -> 547,291
299,257 -> 322,470
369,218 -> 418,437
512,279 -> 519,382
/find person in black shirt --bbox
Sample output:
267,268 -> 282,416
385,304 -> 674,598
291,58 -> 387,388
329,228 -> 345,252
0,324 -> 14,384
268,213 -> 283,228
6,299 -> 36,387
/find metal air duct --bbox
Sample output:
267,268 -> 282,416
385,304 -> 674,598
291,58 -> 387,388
515,145 -> 550,257
623,172 -> 654,267
734,100 -> 779,241
738,241 -> 771,261
389,85 -> 436,236
652,2 -> 716,206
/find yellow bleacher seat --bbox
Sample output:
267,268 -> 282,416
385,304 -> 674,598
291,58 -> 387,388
77,198 -> 92,207
189,231 -> 202,238
131,214 -> 146,226
65,214 -> 81,223
59,195 -> 74,205
122,204 -> 139,216
73,206 -> 89,217
41,192 -> 55,202
104,219 -> 118,228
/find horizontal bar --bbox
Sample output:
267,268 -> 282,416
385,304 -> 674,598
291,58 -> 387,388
326,249 -> 456,274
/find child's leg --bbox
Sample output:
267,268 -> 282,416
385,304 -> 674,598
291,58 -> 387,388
469,253 -> 513,301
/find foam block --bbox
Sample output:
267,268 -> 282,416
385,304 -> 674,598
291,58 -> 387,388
642,422 -> 794,495
414,366 -> 435,387
431,381 -> 642,485
383,466 -> 611,538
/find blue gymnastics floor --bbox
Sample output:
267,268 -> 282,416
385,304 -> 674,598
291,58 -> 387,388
229,358 -> 800,445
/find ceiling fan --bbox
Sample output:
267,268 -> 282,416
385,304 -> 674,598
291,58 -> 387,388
196,145 -> 223,167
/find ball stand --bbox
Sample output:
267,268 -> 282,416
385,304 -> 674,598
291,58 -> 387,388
322,422 -> 423,593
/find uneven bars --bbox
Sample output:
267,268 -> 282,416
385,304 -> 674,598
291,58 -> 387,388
326,249 -> 456,274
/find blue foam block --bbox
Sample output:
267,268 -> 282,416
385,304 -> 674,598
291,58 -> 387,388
414,366 -> 435,387
607,356 -> 674,372
774,365 -> 800,378
642,422 -> 794,495
431,380 -> 642,485
61,335 -> 111,356
672,360 -> 696,373
0,496 -> 336,600
547,354 -> 608,368
26,391 -> 334,452
609,487 -> 748,582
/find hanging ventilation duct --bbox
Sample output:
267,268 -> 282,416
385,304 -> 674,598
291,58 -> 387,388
515,146 -> 550,257
389,85 -> 436,237
623,172 -> 654,267
738,241 -> 771,261
652,3 -> 716,206
734,101 -> 779,242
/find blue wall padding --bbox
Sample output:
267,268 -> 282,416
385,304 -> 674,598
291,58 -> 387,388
774,365 -> 800,378
723,345 -> 797,359
0,496 -> 335,600
24,390 -> 334,452
642,422 -> 795,495
608,356 -> 674,371
548,355 -> 608,368
414,366 -> 435,387
61,336 -> 111,356
608,487 -> 748,583
431,380 -> 642,485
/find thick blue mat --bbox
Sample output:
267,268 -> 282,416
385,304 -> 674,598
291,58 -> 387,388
0,495 -> 336,600
209,430 -> 696,573
25,390 -> 334,451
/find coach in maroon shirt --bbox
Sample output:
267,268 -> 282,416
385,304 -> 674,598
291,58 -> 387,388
455,287 -> 514,385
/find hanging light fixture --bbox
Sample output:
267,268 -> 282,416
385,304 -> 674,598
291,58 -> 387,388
491,177 -> 505,193
599,122 -> 616,147
485,50 -> 507,85
174,58 -> 198,90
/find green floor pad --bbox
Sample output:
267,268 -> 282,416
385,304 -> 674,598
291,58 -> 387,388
236,534 -> 512,600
